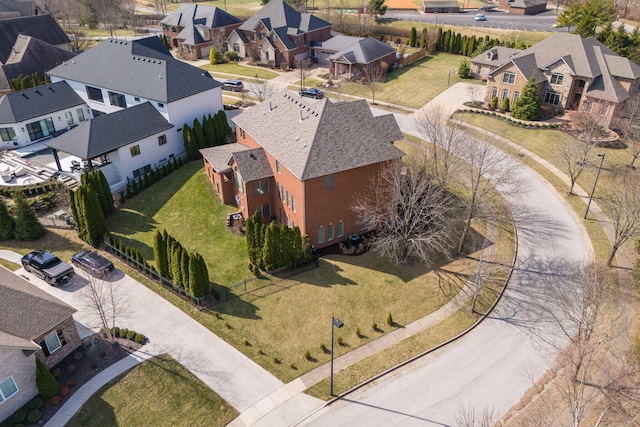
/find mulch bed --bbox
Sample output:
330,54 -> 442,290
1,334 -> 141,427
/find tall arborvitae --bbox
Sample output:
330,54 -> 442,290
183,124 -> 199,160
96,170 -> 114,215
193,118 -> 205,149
303,234 -> 312,260
35,358 -> 58,399
204,115 -> 216,147
12,192 -> 45,241
154,230 -> 170,278
246,212 -> 257,273
172,245 -> 183,288
0,198 -> 14,240
408,27 -> 417,47
181,248 -> 190,289
292,226 -> 303,264
81,186 -> 107,246
262,222 -> 280,272
188,252 -> 208,297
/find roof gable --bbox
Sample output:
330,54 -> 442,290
47,37 -> 222,103
0,80 -> 85,124
47,102 -> 173,158
239,0 -> 330,34
328,37 -> 396,64
0,267 -> 76,341
0,14 -> 69,63
161,4 -> 241,29
232,91 -> 404,180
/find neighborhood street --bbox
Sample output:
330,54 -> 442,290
299,99 -> 593,425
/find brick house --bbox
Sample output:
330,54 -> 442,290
161,4 -> 242,61
422,1 -> 460,13
0,267 -> 81,423
498,0 -> 547,15
326,37 -> 397,79
469,46 -> 521,80
226,0 -> 331,68
480,33 -> 640,127
200,92 -> 404,248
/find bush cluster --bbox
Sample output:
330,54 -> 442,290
120,156 -> 184,202
102,326 -> 147,344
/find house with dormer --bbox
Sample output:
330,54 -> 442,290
0,267 -> 81,423
226,0 -> 331,68
470,46 -> 521,80
200,92 -> 404,248
480,33 -> 640,127
47,36 -> 223,130
161,4 -> 242,61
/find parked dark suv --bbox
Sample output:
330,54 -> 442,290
222,80 -> 244,92
72,250 -> 115,278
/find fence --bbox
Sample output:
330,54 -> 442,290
401,49 -> 428,66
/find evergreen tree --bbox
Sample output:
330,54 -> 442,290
35,358 -> 58,399
262,222 -> 280,271
204,115 -> 216,147
183,125 -> 199,160
490,96 -> 499,110
246,212 -> 257,273
292,226 -> 303,263
81,186 -> 107,246
172,245 -> 183,287
96,169 -> 114,215
436,27 -> 444,51
303,234 -> 312,260
0,197 -> 14,240
420,28 -> 427,50
193,118 -> 205,149
12,192 -> 45,241
501,96 -> 510,112
154,230 -> 170,278
181,248 -> 190,289
189,252 -> 209,297
511,75 -> 541,121
458,59 -> 471,79
408,27 -> 417,47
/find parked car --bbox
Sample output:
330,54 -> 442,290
222,80 -> 244,92
72,250 -> 115,278
299,88 -> 324,99
475,13 -> 487,21
21,250 -> 74,285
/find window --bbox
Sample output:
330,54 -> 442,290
130,145 -> 141,157
108,91 -> 127,108
134,96 -> 140,102
286,191 -> 290,207
337,220 -> 344,238
502,71 -> 516,85
240,129 -> 245,139
65,111 -> 74,126
599,103 -> 608,116
133,164 -> 152,179
276,160 -> 280,172
544,92 -> 560,105
326,174 -> 334,190
256,203 -> 270,218
280,185 -> 284,201
86,85 -> 103,102
92,109 -> 105,118
0,127 -> 16,142
550,73 -> 564,85
328,223 -> 334,241
578,80 -> 586,88
44,331 -> 62,354
0,377 -> 18,403
501,89 -> 509,101
235,169 -> 243,191
76,108 -> 85,122
276,183 -> 280,199
252,178 -> 269,196
233,43 -> 240,53
158,102 -> 164,108
158,135 -> 167,145
291,196 -> 296,212
490,87 -> 498,99
584,100 -> 593,112
513,91 -> 520,101
26,118 -> 55,141
318,226 -> 324,244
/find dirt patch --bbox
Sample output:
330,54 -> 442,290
386,0 -> 421,9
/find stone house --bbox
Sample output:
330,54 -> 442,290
200,92 -> 405,248
0,267 -> 81,423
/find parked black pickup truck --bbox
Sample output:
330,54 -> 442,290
21,250 -> 74,285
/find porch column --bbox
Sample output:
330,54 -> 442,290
51,149 -> 62,171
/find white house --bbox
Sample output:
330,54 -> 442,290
47,36 -> 223,131
47,102 -> 181,192
0,81 -> 88,149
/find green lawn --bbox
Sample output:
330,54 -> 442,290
67,355 -> 238,427
200,62 -> 279,80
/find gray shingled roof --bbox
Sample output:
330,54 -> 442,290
200,142 -> 250,173
232,92 -> 404,180
232,148 -> 273,182
328,37 -> 396,64
0,34 -> 76,91
488,33 -> 640,103
239,0 -> 330,34
470,46 -> 521,67
422,1 -> 460,7
0,81 -> 85,124
509,0 -> 547,7
0,267 -> 76,342
161,4 -> 242,29
0,14 -> 69,63
47,37 -> 222,103
47,102 -> 173,159
316,35 -> 363,52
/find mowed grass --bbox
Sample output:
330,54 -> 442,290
453,112 -> 639,260
200,62 -> 279,80
67,354 -> 238,427
106,161 -> 247,286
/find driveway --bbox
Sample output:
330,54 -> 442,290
301,90 -> 592,425
2,253 -> 321,424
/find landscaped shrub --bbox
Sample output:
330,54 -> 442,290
337,337 -> 344,346
386,313 -> 393,326
11,409 -> 27,424
36,358 -> 58,399
372,322 -> 377,331
134,333 -> 146,344
304,350 -> 312,361
490,96 -> 499,110
27,409 -> 42,423
224,51 -> 239,61
49,396 -> 62,406
119,328 -> 129,338
501,97 -> 510,112
59,386 -> 69,397
29,396 -> 44,409
355,327 -> 362,338
126,330 -> 136,340
320,343 -> 329,353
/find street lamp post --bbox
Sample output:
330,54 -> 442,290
584,153 -> 605,219
330,316 -> 344,396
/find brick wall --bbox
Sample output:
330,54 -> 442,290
33,316 -> 81,368
0,351 -> 37,424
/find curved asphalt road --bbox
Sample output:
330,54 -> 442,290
302,111 -> 592,425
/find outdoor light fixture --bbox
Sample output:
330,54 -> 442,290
330,316 -> 344,396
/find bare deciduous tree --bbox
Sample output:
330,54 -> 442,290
456,132 -> 523,255
78,275 -> 128,342
455,404 -> 499,427
468,245 -> 500,314
67,31 -> 92,52
353,160 -> 461,265
247,76 -> 276,103
600,173 -> 640,267
573,111 -> 606,165
296,57 -> 312,93
412,103 -> 465,189
560,135 -> 588,195
37,0 -> 81,30
364,62 -> 386,105
613,93 -> 640,169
